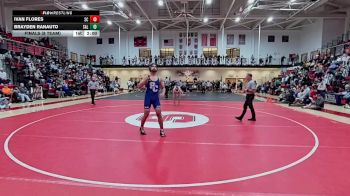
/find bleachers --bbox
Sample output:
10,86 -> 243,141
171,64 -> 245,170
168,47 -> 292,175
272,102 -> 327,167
1,37 -> 66,59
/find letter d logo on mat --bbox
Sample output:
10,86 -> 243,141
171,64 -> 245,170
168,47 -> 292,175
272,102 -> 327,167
125,111 -> 209,129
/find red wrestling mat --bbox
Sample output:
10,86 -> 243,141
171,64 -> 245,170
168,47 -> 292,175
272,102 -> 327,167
1,100 -> 350,196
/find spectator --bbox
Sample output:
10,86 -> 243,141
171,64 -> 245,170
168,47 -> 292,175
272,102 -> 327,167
0,67 -> 7,83
293,85 -> 310,105
111,79 -> 120,94
342,84 -> 350,109
127,79 -> 134,92
0,93 -> 11,109
41,80 -> 49,99
303,85 -> 317,108
62,81 -> 72,96
303,93 -> 325,110
32,83 -> 43,100
317,78 -> 327,98
281,56 -> 286,65
17,83 -> 32,102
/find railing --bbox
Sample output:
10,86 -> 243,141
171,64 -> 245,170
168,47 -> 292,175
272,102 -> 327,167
97,56 -> 293,68
97,64 -> 288,68
316,31 -> 350,57
322,31 -> 350,49
0,37 -> 66,59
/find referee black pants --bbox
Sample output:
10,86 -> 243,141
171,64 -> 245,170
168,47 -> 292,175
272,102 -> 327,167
165,86 -> 170,98
239,94 -> 256,119
90,89 -> 96,104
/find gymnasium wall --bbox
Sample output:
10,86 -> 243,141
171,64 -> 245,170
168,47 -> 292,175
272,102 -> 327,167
322,18 -> 346,46
67,20 -> 344,64
103,67 -> 281,89
299,18 -> 346,55
68,29 -> 300,64
299,19 -> 324,55
251,30 -> 300,60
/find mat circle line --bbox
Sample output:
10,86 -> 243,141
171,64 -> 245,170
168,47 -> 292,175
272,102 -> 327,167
4,103 -> 319,188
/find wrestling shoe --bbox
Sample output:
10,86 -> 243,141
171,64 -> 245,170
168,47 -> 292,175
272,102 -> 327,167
140,127 -> 146,135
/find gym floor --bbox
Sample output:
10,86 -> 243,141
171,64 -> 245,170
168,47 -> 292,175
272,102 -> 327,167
102,91 -> 258,101
1,92 -> 349,196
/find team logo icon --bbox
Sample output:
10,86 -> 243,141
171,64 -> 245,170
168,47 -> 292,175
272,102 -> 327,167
125,111 -> 209,128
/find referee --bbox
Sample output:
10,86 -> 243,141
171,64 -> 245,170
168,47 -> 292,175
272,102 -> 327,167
236,73 -> 256,121
88,77 -> 99,105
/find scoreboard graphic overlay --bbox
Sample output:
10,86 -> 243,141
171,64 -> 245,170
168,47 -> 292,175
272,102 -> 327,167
12,10 -> 100,37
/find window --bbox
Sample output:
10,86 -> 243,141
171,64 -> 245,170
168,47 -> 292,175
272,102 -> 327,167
160,48 -> 175,58
268,35 -> 275,42
139,48 -> 151,58
80,55 -> 86,64
282,35 -> 289,43
239,34 -> 245,45
70,52 -> 78,62
108,38 -> 114,44
226,48 -> 240,58
97,38 -> 102,44
203,48 -> 218,57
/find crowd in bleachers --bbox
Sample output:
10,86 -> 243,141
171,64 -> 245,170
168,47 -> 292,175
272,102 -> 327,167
0,28 -> 114,108
0,50 -> 112,105
126,77 -> 244,95
257,48 -> 350,110
0,27 -> 59,50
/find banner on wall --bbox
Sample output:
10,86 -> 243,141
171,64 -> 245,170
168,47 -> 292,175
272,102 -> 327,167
239,34 -> 246,45
134,36 -> 147,47
201,34 -> 208,46
210,34 -> 217,46
163,39 -> 174,47
227,34 -> 234,45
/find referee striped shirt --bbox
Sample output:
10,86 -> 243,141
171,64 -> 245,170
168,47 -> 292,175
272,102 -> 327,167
88,81 -> 99,90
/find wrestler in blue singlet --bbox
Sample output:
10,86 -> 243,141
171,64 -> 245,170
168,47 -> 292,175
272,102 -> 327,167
144,77 -> 161,109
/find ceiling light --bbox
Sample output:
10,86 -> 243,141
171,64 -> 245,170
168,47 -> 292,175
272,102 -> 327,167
81,3 -> 89,10
107,20 -> 112,25
235,17 -> 241,23
288,0 -> 296,4
267,16 -> 273,22
248,0 -> 254,4
136,19 -> 141,25
158,0 -> 164,6
203,17 -> 209,23
205,0 -> 212,5
117,1 -> 124,8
